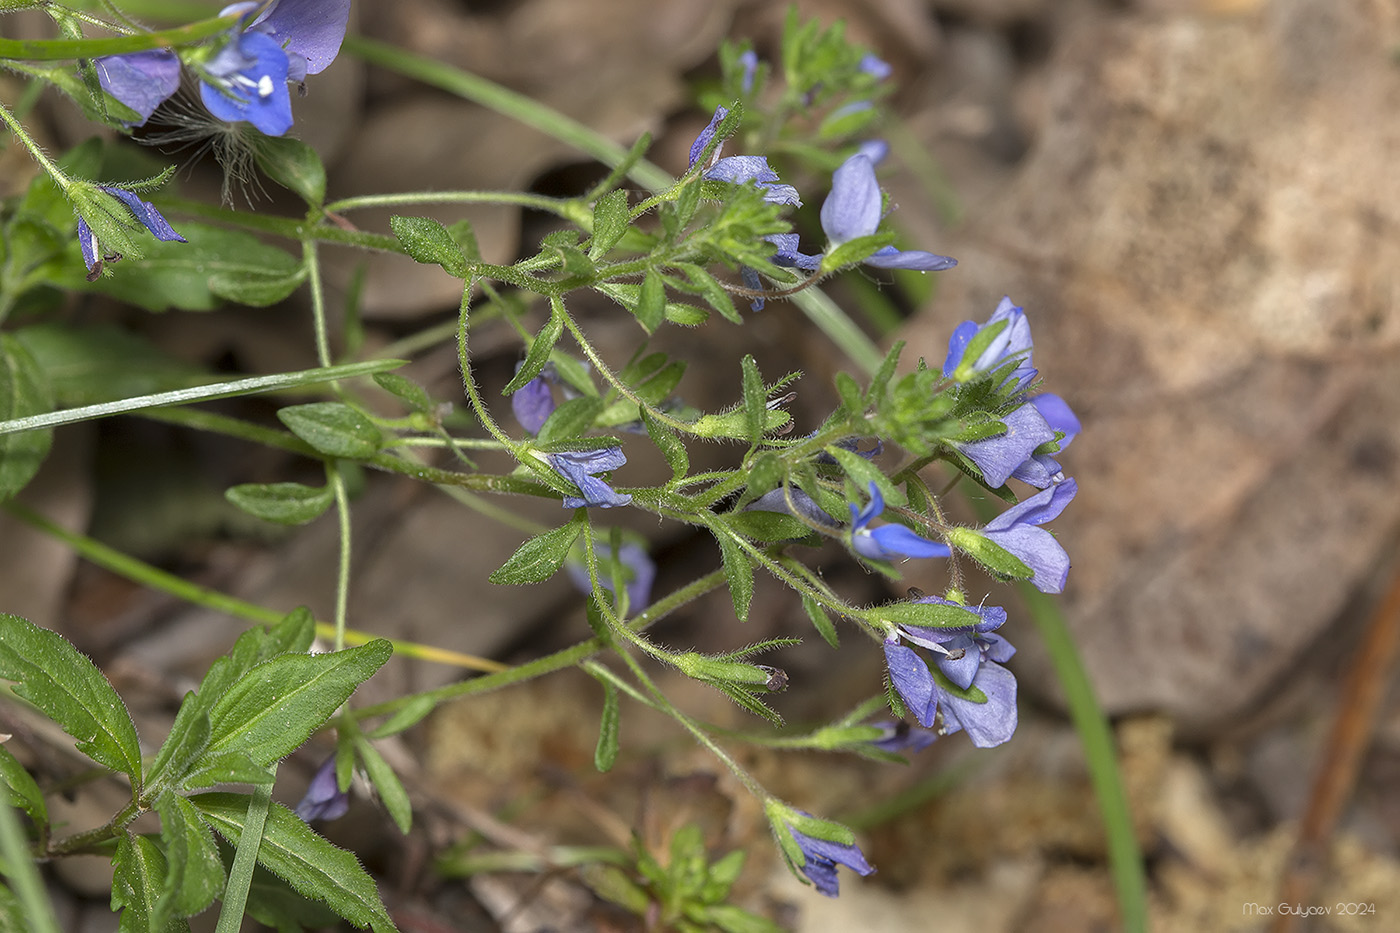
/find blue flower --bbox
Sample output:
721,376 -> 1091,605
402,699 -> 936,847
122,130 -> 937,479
511,364 -> 557,435
867,720 -> 938,754
566,541 -> 655,611
294,755 -> 349,823
767,232 -> 821,271
738,49 -> 760,93
744,486 -> 839,528
1009,393 -> 1080,488
199,0 -> 350,136
785,824 -> 875,897
78,186 -> 187,280
819,154 -> 956,271
856,138 -> 889,166
955,401 -> 1058,488
547,448 -> 632,509
858,53 -> 893,81
849,482 -> 950,561
94,50 -> 181,126
884,628 -> 1018,747
689,106 -> 802,207
977,479 -> 1077,593
942,296 -> 1037,389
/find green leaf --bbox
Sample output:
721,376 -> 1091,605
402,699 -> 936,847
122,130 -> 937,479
677,263 -> 741,324
0,883 -> 30,933
489,516 -> 584,585
635,269 -> 666,331
389,215 -> 468,277
155,791 -> 224,919
535,395 -> 605,445
225,482 -> 334,525
191,793 -> 397,933
715,532 -> 754,623
642,411 -> 688,480
365,696 -> 436,740
180,753 -> 275,791
594,681 -> 619,773
588,189 -> 630,259
801,593 -> 839,649
208,264 -> 307,307
205,640 -> 391,766
594,282 -> 708,328
724,509 -> 812,543
875,598 -> 987,630
12,324 -> 202,408
353,737 -> 412,835
739,355 -> 766,445
0,746 -> 46,829
79,223 -> 303,313
242,866 -> 343,931
252,136 -> 327,206
277,402 -> 382,460
0,614 -> 142,781
0,335 -> 53,502
827,446 -> 900,507
112,834 -> 189,933
372,372 -> 433,414
503,302 -> 564,394
819,232 -> 896,273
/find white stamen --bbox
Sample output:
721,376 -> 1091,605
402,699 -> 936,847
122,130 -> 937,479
257,75 -> 275,98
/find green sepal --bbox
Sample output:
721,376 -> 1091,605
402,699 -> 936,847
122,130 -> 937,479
944,527 -> 1034,581
948,318 -> 1011,383
801,593 -> 839,648
676,262 -> 741,324
503,302 -> 564,394
875,597 -> 986,630
635,269 -> 666,331
489,514 -> 585,585
225,482 -> 334,525
372,372 -> 434,414
276,402 -> 382,460
389,215 -> 469,277
714,531 -> 754,622
642,411 -> 688,480
536,395 -> 605,445
818,232 -> 895,273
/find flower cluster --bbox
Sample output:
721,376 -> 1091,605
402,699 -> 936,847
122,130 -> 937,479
96,0 -> 350,135
77,185 -> 186,280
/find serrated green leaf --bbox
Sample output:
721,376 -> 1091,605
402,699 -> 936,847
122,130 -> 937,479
191,793 -> 397,933
0,614 -> 141,781
715,532 -> 754,622
225,482 -> 334,526
389,215 -> 468,277
0,335 -> 53,502
277,402 -> 382,460
594,681 -> 620,773
372,372 -> 433,414
156,791 -> 224,919
588,189 -> 629,259
112,834 -> 189,933
353,738 -> 411,835
206,640 -> 392,766
489,516 -> 584,585
0,746 -> 46,829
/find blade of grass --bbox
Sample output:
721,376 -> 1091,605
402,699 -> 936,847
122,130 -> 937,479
213,773 -> 275,933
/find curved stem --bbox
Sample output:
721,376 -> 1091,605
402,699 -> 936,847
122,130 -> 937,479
0,13 -> 241,61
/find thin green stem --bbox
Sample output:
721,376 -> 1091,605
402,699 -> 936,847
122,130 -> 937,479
324,189 -> 584,222
213,773 -> 274,933
330,465 -> 351,652
0,359 -> 404,437
0,97 -> 71,191
0,12 -> 240,61
0,799 -> 60,933
303,237 -> 332,368
455,280 -> 517,450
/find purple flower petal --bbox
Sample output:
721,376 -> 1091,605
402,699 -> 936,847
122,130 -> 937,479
858,53 -> 893,81
102,188 -> 186,243
294,756 -> 349,822
956,402 -> 1057,488
94,50 -> 181,126
862,245 -> 957,271
511,376 -> 555,435
689,105 -> 728,168
768,233 -> 822,270
820,153 -> 882,244
980,524 -> 1070,594
744,487 -> 838,527
939,661 -> 1017,748
252,0 -> 351,80
548,448 -> 631,509
787,827 -> 875,897
856,138 -> 890,166
869,720 -> 938,754
984,478 -> 1077,532
884,640 -> 936,728
200,30 -> 294,136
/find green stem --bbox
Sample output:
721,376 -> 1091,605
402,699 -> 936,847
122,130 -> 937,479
324,189 -> 585,223
303,237 -> 331,368
0,13 -> 240,61
213,773 -> 274,933
330,465 -> 351,652
0,358 -> 405,437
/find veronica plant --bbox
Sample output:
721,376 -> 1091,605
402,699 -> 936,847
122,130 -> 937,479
0,3 -> 1091,924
